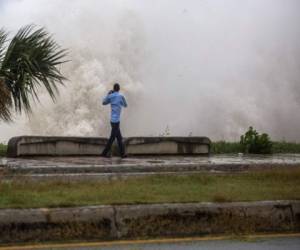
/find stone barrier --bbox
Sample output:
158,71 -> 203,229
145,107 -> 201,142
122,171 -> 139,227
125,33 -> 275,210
7,136 -> 211,157
0,206 -> 116,243
124,137 -> 210,155
114,201 -> 298,238
0,201 -> 299,243
7,136 -> 108,157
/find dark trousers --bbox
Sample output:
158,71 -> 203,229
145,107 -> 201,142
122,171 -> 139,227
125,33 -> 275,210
102,122 -> 125,156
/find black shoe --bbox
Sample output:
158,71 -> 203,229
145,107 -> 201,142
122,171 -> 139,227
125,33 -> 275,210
121,154 -> 128,158
101,153 -> 111,158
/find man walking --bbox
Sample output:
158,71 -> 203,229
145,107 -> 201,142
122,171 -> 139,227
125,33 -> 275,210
101,83 -> 128,158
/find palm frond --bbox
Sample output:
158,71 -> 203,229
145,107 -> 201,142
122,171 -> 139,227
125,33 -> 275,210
1,25 -> 68,113
0,77 -> 12,121
0,29 -> 8,67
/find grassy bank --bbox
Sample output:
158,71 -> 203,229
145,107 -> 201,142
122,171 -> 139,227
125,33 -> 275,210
0,143 -> 7,157
211,141 -> 242,154
272,142 -> 300,153
0,169 -> 299,208
211,141 -> 300,154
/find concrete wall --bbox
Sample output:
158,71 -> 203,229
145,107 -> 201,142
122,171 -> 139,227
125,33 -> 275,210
7,136 -> 108,157
7,136 -> 211,157
0,201 -> 299,243
125,137 -> 210,155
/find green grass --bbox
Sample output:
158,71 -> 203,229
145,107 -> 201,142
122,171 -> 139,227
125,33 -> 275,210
0,143 -> 7,157
211,141 -> 242,154
272,141 -> 300,153
1,169 -> 299,208
211,141 -> 300,154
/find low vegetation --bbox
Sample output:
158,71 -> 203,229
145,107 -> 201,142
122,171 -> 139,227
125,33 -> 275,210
240,127 -> 272,154
211,126 -> 300,154
272,141 -> 300,154
0,143 -> 7,157
0,169 -> 299,208
211,141 -> 242,154
211,141 -> 300,154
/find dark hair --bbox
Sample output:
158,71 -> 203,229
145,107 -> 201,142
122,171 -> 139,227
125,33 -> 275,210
113,83 -> 120,92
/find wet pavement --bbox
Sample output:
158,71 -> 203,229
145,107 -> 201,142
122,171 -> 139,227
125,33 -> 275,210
1,154 -> 300,180
9,236 -> 300,250
2,153 -> 300,167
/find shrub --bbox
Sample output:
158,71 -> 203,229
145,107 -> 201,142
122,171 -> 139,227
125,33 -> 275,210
240,126 -> 272,154
0,143 -> 7,157
211,141 -> 242,154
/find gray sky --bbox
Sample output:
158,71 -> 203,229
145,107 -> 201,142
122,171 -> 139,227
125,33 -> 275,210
0,0 -> 300,142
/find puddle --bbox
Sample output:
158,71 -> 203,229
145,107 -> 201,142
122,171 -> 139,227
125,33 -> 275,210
147,160 -> 165,164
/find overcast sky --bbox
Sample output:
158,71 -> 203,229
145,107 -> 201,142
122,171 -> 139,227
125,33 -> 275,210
0,0 -> 300,142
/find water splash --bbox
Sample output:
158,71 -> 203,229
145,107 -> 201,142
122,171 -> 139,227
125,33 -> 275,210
0,0 -> 300,141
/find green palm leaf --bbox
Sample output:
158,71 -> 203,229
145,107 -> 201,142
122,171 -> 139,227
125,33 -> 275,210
0,30 -> 12,121
0,25 -> 68,115
0,77 -> 12,121
0,29 -> 7,63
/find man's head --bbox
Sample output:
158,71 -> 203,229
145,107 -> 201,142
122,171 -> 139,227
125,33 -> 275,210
113,83 -> 120,92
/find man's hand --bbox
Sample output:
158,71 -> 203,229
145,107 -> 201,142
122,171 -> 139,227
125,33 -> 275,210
108,90 -> 114,95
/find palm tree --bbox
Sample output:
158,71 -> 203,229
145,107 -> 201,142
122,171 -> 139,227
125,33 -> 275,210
0,25 -> 67,121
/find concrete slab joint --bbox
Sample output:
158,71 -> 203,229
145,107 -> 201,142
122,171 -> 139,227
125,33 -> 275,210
7,136 -> 211,157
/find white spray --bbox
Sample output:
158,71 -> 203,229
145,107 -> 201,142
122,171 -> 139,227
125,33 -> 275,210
0,0 -> 300,141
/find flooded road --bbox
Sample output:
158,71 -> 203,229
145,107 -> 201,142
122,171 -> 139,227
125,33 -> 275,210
1,154 -> 300,180
2,154 -> 300,167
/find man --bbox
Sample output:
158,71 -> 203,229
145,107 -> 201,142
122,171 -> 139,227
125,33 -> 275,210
101,83 -> 128,158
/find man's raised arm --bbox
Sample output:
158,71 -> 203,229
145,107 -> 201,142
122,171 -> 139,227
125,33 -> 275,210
102,94 -> 111,105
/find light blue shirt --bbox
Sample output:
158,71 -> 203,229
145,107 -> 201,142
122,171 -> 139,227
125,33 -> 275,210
102,91 -> 127,123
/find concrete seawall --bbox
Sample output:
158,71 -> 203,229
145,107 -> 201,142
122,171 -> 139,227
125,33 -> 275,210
125,137 -> 210,155
7,136 -> 211,157
0,201 -> 299,243
7,136 -> 108,157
